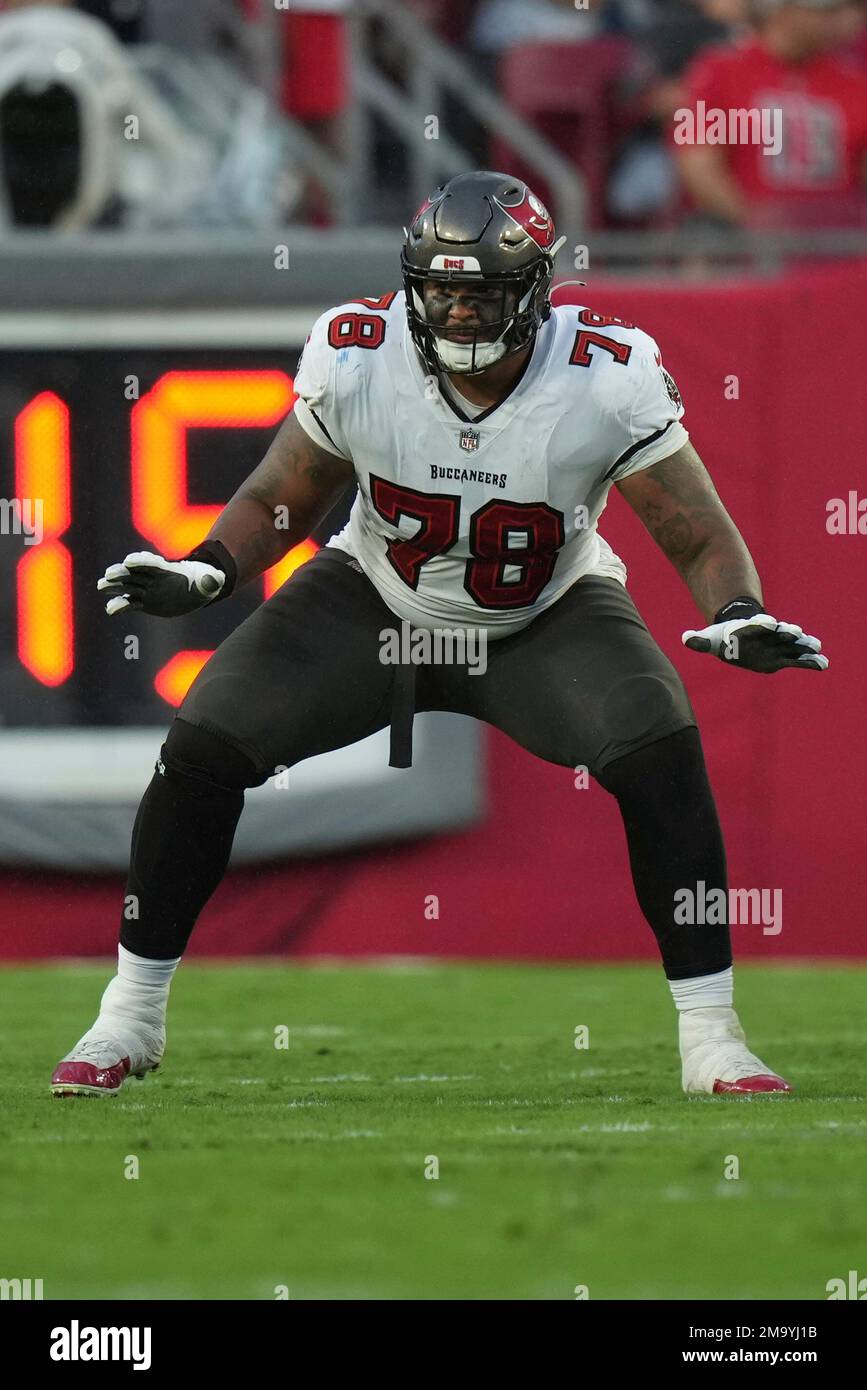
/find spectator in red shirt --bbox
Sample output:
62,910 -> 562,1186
676,0 -> 867,228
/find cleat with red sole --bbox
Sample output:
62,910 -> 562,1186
51,1057 -> 159,1098
713,1073 -> 791,1095
50,1027 -> 163,1098
680,1006 -> 792,1096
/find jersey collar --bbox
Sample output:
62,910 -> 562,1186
404,312 -> 552,426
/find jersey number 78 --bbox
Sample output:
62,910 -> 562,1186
370,475 -> 565,610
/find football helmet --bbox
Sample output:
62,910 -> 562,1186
401,171 -> 566,375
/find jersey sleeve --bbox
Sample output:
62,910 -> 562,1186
291,309 -> 353,461
605,334 -> 689,483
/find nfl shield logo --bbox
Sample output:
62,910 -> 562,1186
459,428 -> 480,453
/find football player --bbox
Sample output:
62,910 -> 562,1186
52,172 -> 827,1099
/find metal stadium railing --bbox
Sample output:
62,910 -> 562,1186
347,0 -> 586,240
133,3 -> 588,236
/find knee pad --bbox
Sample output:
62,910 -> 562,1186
596,724 -> 707,799
602,672 -> 686,745
160,717 -> 265,795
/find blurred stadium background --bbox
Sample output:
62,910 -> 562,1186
0,0 -> 864,965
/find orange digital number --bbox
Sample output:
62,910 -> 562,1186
15,392 -> 73,686
130,369 -> 318,705
13,370 -> 319,704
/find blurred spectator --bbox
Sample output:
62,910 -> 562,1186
608,0 -> 749,222
643,0 -> 749,88
676,0 -> 867,228
834,0 -> 867,65
413,0 -> 484,46
472,1 -> 686,227
471,0 -> 606,54
279,0 -> 349,125
242,0 -> 351,225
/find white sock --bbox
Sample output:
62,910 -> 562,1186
98,944 -> 181,1036
669,966 -> 733,1012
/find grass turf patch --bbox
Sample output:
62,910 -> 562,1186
1,961 -> 864,1300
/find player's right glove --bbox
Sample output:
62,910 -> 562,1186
97,551 -> 227,617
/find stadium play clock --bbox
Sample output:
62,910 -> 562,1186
0,342 -> 346,727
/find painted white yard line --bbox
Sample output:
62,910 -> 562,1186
301,1075 -> 371,1084
392,1073 -> 481,1083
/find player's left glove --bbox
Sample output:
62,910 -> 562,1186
682,597 -> 828,673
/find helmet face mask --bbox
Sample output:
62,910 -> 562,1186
401,172 -> 564,376
408,271 -> 530,375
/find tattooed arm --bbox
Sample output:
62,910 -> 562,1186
96,412 -> 354,618
615,441 -> 762,622
205,410 -> 355,589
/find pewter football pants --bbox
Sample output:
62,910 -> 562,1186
119,549 -> 730,976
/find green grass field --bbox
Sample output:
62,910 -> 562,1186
1,961 -> 864,1301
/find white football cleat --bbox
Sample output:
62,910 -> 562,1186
51,1019 -> 165,1097
680,1006 -> 791,1095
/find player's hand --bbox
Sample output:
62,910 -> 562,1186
681,613 -> 828,673
97,551 -> 226,617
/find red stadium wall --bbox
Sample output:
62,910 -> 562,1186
2,260 -> 865,961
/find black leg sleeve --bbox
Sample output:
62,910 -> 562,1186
118,719 -> 257,960
595,726 -> 732,980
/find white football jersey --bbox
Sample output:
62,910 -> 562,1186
292,291 -> 688,638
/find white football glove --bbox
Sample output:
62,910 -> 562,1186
682,612 -> 829,673
97,551 -> 226,617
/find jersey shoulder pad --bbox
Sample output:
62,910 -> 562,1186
553,305 -> 668,411
552,305 -> 687,478
295,293 -> 400,402
317,292 -> 401,353
555,302 -> 659,361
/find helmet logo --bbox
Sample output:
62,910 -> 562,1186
411,196 -> 435,227
496,187 -> 555,250
430,253 -> 482,272
410,187 -> 447,229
